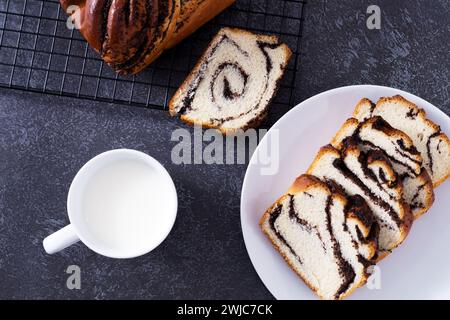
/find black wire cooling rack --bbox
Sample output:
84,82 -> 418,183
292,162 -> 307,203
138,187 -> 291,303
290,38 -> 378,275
0,0 -> 306,111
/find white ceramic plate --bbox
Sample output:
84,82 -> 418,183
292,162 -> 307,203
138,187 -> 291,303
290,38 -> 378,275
241,85 -> 450,300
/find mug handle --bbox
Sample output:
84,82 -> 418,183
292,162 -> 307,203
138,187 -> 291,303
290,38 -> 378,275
43,224 -> 80,254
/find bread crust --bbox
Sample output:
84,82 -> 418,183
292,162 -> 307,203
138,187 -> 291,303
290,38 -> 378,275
353,98 -> 375,121
331,118 -> 359,150
413,168 -> 435,219
430,132 -> 450,187
169,27 -> 292,135
306,144 -> 340,173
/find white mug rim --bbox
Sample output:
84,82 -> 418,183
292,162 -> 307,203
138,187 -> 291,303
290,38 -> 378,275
67,148 -> 178,259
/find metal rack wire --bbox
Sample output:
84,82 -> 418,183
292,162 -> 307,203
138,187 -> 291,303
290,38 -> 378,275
0,0 -> 306,111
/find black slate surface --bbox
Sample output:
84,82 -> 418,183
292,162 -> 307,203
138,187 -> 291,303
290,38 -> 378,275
0,0 -> 449,299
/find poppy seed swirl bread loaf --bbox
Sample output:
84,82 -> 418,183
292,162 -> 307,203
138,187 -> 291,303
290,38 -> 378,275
60,0 -> 235,74
260,175 -> 379,300
169,28 -> 292,134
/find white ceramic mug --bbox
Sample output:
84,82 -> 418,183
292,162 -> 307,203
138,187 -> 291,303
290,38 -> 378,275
43,149 -> 177,259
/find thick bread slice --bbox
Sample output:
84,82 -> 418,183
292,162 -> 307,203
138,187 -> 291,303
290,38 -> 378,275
353,96 -> 450,187
260,175 -> 378,300
169,27 -> 292,134
331,117 -> 434,219
307,144 -> 412,256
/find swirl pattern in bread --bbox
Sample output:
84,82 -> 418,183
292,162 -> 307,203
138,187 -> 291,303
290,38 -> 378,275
169,28 -> 292,134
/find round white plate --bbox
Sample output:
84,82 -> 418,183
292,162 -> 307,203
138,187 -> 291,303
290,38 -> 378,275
241,85 -> 450,300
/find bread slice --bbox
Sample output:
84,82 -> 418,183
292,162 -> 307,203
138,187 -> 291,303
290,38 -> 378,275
331,117 -> 434,219
353,96 -> 450,187
260,175 -> 378,300
169,27 -> 292,134
307,143 -> 412,257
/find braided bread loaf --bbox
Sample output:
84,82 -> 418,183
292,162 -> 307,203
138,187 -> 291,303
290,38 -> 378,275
60,0 -> 235,74
331,116 -> 435,220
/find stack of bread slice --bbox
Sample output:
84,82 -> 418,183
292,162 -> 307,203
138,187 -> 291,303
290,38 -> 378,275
261,95 -> 450,299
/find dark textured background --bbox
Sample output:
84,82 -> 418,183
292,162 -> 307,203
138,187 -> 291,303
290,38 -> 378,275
0,0 -> 449,299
